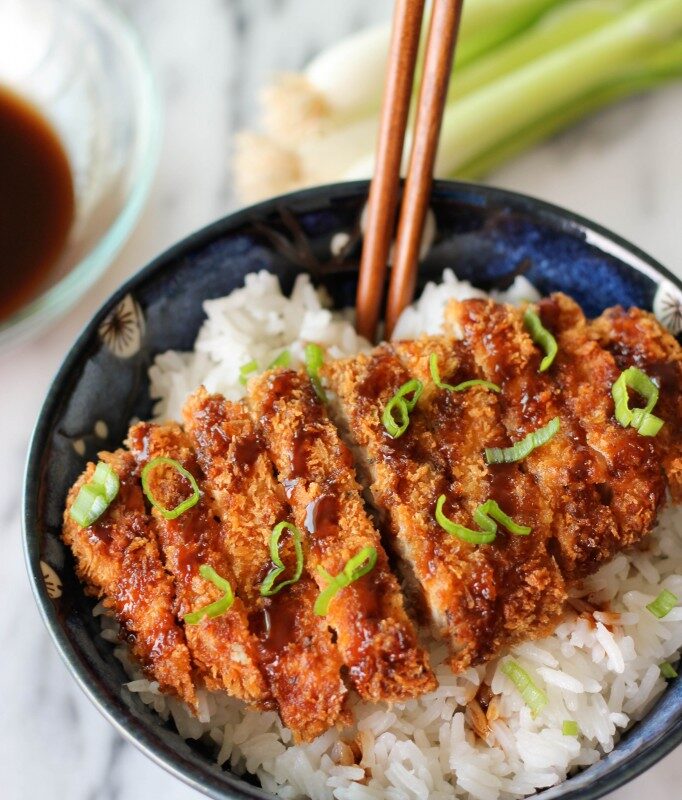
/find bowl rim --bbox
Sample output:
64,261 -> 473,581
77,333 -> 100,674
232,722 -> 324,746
0,0 -> 162,352
24,178 -> 682,800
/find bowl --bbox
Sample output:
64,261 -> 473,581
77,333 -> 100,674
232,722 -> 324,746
0,0 -> 160,351
24,180 -> 682,800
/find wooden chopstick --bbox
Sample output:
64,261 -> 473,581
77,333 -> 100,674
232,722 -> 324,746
355,0 -> 463,341
385,0 -> 463,338
354,0 -> 426,342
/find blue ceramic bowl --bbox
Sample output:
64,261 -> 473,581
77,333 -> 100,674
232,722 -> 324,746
24,181 -> 682,800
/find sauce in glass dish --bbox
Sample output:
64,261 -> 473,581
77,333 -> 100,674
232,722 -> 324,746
0,86 -> 74,321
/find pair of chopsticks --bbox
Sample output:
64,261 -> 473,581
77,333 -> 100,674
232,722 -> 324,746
356,0 -> 464,342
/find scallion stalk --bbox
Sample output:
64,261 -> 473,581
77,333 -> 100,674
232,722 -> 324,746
502,660 -> 548,717
184,565 -> 235,625
647,589 -> 678,619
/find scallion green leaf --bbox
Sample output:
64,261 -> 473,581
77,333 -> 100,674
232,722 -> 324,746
69,462 -> 120,528
562,720 -> 579,736
305,343 -> 327,403
314,545 -> 377,616
485,417 -> 560,464
260,521 -> 304,596
660,661 -> 678,679
268,350 -> 291,369
435,495 -> 497,545
429,353 -> 500,393
474,499 -> 531,536
523,309 -> 558,372
501,660 -> 548,717
611,366 -> 664,437
239,360 -> 258,386
184,565 -> 235,624
141,457 -> 201,520
382,379 -> 424,438
646,589 -> 678,619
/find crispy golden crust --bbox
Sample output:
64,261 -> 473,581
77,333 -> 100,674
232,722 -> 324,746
62,450 -> 196,708
249,369 -> 436,701
449,298 -> 621,580
127,421 -> 270,706
324,346 -> 512,672
183,387 -> 348,741
591,305 -> 682,502
537,294 -> 665,544
394,336 -> 567,661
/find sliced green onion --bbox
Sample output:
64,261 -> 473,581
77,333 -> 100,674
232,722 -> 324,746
69,462 -> 120,527
314,545 -> 377,616
141,457 -> 201,520
260,521 -> 304,596
501,660 -> 548,718
268,350 -> 291,369
305,342 -> 327,403
184,564 -> 235,624
435,495 -> 497,545
660,661 -> 678,679
562,720 -> 579,736
485,417 -> 560,464
429,353 -> 500,393
646,589 -> 678,619
239,360 -> 258,385
612,366 -> 664,436
474,499 -> 531,536
523,309 -> 558,372
382,379 -> 424,438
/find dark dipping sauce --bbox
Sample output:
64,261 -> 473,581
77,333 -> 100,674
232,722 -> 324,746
0,86 -> 75,320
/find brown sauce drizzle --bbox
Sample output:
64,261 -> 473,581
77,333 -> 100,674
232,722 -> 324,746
304,492 -> 340,539
232,432 -> 263,469
251,591 -> 301,657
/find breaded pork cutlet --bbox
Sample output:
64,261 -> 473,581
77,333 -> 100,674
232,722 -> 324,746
183,387 -> 347,742
127,421 -> 270,706
324,346 -> 532,671
591,305 -> 682,502
62,449 -> 196,708
393,336 -> 567,661
536,294 -> 665,545
249,369 -> 436,701
449,298 -> 621,580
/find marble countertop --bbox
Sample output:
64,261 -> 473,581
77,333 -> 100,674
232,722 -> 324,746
2,1 -> 681,798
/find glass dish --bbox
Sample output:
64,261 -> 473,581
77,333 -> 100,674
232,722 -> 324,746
0,0 -> 161,351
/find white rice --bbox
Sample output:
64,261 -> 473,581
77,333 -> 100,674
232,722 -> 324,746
111,269 -> 680,800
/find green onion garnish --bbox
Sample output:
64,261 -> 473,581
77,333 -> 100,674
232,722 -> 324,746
660,661 -> 678,679
429,354 -> 500,393
141,457 -> 201,520
305,343 -> 327,403
485,417 -> 560,464
646,589 -> 678,619
184,565 -> 235,624
435,495 -> 496,544
611,366 -> 664,437
260,521 -> 304,596
314,546 -> 377,616
382,379 -> 424,438
501,660 -> 548,718
239,360 -> 258,386
268,350 -> 291,369
435,496 -> 531,545
474,499 -> 531,536
523,309 -> 558,372
69,461 -> 120,527
562,720 -> 579,736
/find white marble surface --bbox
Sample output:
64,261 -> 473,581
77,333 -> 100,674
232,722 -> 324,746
2,1 -> 681,798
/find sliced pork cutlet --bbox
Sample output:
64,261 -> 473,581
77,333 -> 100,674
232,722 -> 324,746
62,449 -> 196,708
536,294 -> 665,544
591,305 -> 682,502
324,346 -> 524,672
393,336 -> 567,658
449,298 -> 621,581
127,421 -> 270,707
249,368 -> 436,701
183,387 -> 347,742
